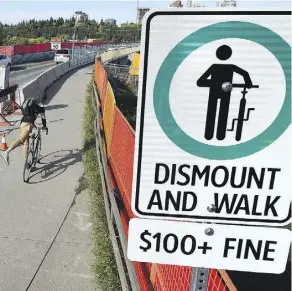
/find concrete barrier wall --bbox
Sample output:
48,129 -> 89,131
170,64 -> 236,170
18,46 -> 140,104
11,52 -> 55,65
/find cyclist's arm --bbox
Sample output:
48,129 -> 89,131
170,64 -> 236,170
36,104 -> 47,129
232,65 -> 253,87
40,112 -> 47,129
197,65 -> 214,87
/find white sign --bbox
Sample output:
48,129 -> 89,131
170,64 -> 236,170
127,218 -> 291,274
132,9 -> 292,226
51,42 -> 61,50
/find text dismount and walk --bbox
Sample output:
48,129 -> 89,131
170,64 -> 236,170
132,10 -> 292,226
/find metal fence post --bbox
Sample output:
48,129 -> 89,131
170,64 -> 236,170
190,268 -> 209,291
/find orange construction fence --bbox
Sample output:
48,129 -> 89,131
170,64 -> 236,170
94,59 -> 238,291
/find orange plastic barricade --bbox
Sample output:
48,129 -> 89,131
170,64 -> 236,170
94,60 -> 108,109
208,269 -> 238,291
109,107 -> 135,216
103,82 -> 116,157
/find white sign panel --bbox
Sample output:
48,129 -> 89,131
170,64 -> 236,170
132,9 -> 292,226
51,42 -> 61,50
128,218 -> 291,274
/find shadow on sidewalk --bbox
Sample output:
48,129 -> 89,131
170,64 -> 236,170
27,149 -> 82,184
45,104 -> 68,111
10,65 -> 27,72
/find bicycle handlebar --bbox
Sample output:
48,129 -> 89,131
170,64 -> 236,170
232,84 -> 259,89
33,125 -> 48,135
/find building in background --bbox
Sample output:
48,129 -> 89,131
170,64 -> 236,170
74,11 -> 88,23
105,19 -> 117,26
136,7 -> 150,24
169,0 -> 183,7
216,0 -> 236,7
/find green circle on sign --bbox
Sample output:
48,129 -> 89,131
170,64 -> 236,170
153,21 -> 291,160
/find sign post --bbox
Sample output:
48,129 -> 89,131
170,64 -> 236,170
51,37 -> 61,51
190,268 -> 209,291
128,8 -> 292,276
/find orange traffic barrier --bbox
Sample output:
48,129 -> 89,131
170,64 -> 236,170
1,133 -> 8,151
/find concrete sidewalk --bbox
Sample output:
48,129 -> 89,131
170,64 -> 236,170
0,66 -> 99,290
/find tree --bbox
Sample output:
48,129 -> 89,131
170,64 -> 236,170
1,16 -> 142,45
0,22 -> 7,46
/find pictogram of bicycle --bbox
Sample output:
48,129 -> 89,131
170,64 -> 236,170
223,82 -> 259,141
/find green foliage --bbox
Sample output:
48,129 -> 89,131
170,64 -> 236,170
0,22 -> 7,46
4,36 -> 49,45
82,81 -> 121,291
2,17 -> 141,45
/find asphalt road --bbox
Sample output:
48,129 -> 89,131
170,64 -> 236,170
0,66 -> 98,290
10,61 -> 57,87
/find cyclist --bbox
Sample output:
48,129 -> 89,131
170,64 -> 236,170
197,45 -> 253,141
1,96 -> 48,165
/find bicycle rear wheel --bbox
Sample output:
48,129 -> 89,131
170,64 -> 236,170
23,150 -> 34,183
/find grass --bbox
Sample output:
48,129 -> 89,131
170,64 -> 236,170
82,80 -> 121,291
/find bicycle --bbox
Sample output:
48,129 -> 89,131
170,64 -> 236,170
223,83 -> 259,141
23,126 -> 48,183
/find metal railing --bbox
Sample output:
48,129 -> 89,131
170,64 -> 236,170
104,63 -> 132,82
92,83 -> 141,291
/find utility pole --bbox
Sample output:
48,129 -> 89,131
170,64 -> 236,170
72,15 -> 78,61
136,0 -> 140,23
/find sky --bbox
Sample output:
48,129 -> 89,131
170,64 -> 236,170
0,0 -> 290,25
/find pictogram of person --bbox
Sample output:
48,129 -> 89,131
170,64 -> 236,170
197,45 -> 253,140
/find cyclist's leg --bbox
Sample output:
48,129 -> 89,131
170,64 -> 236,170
5,123 -> 32,155
23,139 -> 29,159
6,123 -> 26,154
23,124 -> 34,159
217,97 -> 231,140
205,96 -> 218,140
1,123 -> 28,165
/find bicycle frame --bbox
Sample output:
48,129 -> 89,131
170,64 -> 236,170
227,84 -> 259,141
23,126 -> 47,183
29,127 -> 41,154
27,127 -> 43,170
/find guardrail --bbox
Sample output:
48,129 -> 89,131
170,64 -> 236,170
92,84 -> 140,291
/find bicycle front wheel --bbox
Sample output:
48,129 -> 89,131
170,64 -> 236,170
34,137 -> 42,165
23,150 -> 34,183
